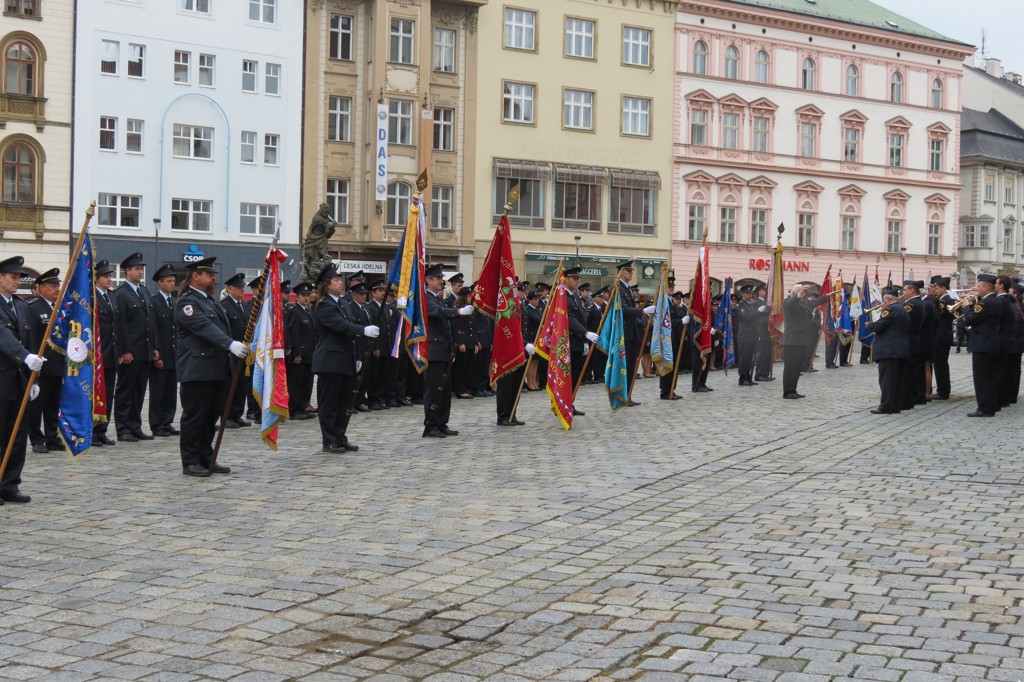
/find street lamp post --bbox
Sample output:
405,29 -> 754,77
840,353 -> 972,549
154,217 -> 162,266
900,246 -> 907,284
574,235 -> 581,268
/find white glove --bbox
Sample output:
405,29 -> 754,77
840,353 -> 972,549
458,305 -> 474,316
525,343 -> 535,356
585,331 -> 600,343
583,343 -> 590,354
643,305 -> 657,315
356,360 -> 363,372
23,354 -> 46,372
681,315 -> 691,324
758,305 -> 767,313
29,384 -> 39,401
710,328 -> 718,336
229,341 -> 247,358
397,296 -> 408,308
363,325 -> 380,338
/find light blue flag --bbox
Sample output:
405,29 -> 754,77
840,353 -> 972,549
596,285 -> 629,411
650,268 -> 674,376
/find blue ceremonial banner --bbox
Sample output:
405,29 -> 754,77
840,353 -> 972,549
858,269 -> 874,348
596,284 -> 629,411
48,232 -> 96,458
650,266 -> 674,376
713,278 -> 735,368
386,195 -> 428,372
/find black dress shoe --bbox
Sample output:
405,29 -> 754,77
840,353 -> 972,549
153,429 -> 171,437
400,399 -> 414,407
238,418 -> 253,427
322,443 -> 348,453
224,420 -> 240,429
966,410 -> 994,417
369,402 -> 386,411
342,441 -> 359,452
95,434 -> 115,446
183,464 -> 210,477
166,426 -> 180,435
411,398 -> 424,405
133,431 -> 155,441
1,489 -> 30,503
870,408 -> 895,414
572,408 -> 585,416
511,418 -> 526,426
627,400 -> 641,407
356,404 -> 371,413
933,395 -> 949,400
119,432 -> 139,442
783,392 -> 801,399
440,426 -> 459,436
693,386 -> 710,393
660,394 -> 681,401
31,444 -> 48,454
755,376 -> 775,381
805,368 -> 818,373
497,419 -> 515,426
209,463 -> 231,474
91,439 -> 103,447
422,428 -> 446,438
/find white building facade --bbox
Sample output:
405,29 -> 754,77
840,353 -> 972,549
72,0 -> 303,283
674,0 -> 974,291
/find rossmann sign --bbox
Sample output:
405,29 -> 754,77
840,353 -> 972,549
749,258 -> 810,272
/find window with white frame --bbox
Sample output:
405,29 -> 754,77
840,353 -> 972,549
504,8 -> 536,51
433,28 -> 456,72
99,116 -> 117,151
720,207 -> 736,242
845,65 -> 859,96
929,223 -> 941,256
687,204 -> 705,241
502,82 -> 534,124
563,89 -> 593,130
171,198 -> 212,231
174,50 -> 190,83
1003,225 -> 1014,254
494,176 -> 545,228
984,173 -> 995,201
886,220 -> 902,253
386,182 -> 411,226
724,46 -> 739,79
128,44 -> 144,78
239,202 -> 277,235
690,109 -> 707,146
198,53 -> 214,86
97,193 -> 140,227
330,14 -> 353,60
248,0 -> 275,24
388,99 -> 413,144
263,134 -> 279,165
265,63 -> 280,94
753,116 -> 769,152
722,113 -> 738,149
798,212 -> 814,247
1005,177 -> 1015,204
979,224 -> 990,247
754,50 -> 769,83
623,26 -> 650,67
692,40 -> 707,75
553,178 -> 601,232
841,216 -> 857,250
101,40 -> 119,75
126,119 -> 143,153
888,133 -> 904,167
431,186 -> 453,230
172,124 -> 213,159
565,17 -> 595,59
328,96 -> 351,142
182,0 -> 210,14
609,186 -> 655,236
750,209 -> 767,245
240,130 -> 256,163
326,178 -> 349,225
433,107 -> 454,151
622,97 -> 650,137
962,224 -> 976,247
800,122 -> 816,157
241,59 -> 257,92
890,72 -> 903,103
801,58 -> 815,90
931,79 -> 943,109
844,127 -> 859,162
389,18 -> 414,64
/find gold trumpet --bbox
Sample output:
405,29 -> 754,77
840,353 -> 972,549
948,294 -> 978,316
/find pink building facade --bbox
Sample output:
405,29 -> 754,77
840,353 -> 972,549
672,0 -> 975,291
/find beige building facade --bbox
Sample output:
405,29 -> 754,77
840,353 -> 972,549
471,0 -> 679,293
301,0 -> 486,281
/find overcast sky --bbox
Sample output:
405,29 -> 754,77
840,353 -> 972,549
882,0 -> 1023,73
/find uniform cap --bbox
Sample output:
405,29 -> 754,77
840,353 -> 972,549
348,281 -> 369,295
448,272 -> 465,283
0,255 -> 28,276
120,252 -> 145,269
424,263 -> 445,279
978,273 -> 997,284
564,266 -> 582,277
224,273 -> 246,288
579,282 -> 591,292
185,256 -> 217,271
293,282 -> 313,295
280,280 -> 292,294
316,266 -> 340,285
616,260 -> 634,271
151,263 -> 176,282
94,259 -> 116,277
34,268 -> 60,286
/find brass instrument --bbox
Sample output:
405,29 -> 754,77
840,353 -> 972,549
948,294 -> 978,317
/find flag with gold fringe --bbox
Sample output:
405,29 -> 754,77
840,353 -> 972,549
596,282 -> 629,411
386,192 -> 429,372
250,248 -> 290,449
471,213 -> 526,384
649,265 -> 674,376
535,270 -> 573,429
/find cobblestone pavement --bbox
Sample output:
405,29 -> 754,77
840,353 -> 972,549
0,350 -> 1022,682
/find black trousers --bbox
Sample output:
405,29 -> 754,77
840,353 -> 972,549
475,347 -> 492,392
0,396 -> 28,492
316,372 -> 355,448
453,350 -> 475,395
115,359 -> 150,436
570,349 -> 584,395
904,353 -> 926,407
148,366 -> 177,431
1009,352 -> 1022,404
782,344 -> 805,395
287,361 -> 314,415
93,367 -> 117,437
28,375 -> 61,447
590,348 -> 607,382
179,379 -> 228,468
971,351 -> 998,415
737,339 -> 756,383
227,357 -> 250,421
755,335 -> 773,378
932,345 -> 951,398
496,365 -> 524,422
423,360 -> 453,429
997,353 -> 1019,406
825,336 -> 839,367
860,342 -> 873,363
690,344 -> 709,390
876,358 -> 905,413
625,339 -> 640,385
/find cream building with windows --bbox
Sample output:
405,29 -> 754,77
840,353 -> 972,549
1,0 -> 73,277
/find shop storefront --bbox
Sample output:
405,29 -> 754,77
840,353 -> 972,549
525,252 -> 668,294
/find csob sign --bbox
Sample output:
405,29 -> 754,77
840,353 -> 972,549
182,244 -> 205,263
749,258 -> 810,272
374,103 -> 389,201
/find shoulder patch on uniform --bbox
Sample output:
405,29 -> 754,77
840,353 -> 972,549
182,304 -> 194,317
904,304 -> 913,312
973,304 -> 983,313
880,309 -> 890,318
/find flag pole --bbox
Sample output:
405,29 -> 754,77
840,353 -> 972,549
0,201 -> 95,484
509,259 -> 563,422
209,229 -> 280,473
572,279 -> 615,399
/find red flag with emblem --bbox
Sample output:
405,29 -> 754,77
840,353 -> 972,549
471,214 -> 526,384
534,270 -> 573,430
691,246 -> 713,365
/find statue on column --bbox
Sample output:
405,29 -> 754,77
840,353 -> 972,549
302,203 -> 337,285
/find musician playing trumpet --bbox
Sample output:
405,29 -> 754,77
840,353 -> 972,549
864,288 -> 910,414
960,274 -> 1001,417
930,276 -> 955,400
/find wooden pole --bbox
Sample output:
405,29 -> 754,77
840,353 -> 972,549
629,307 -> 654,400
509,259 -> 563,421
572,280 -> 614,399
0,201 -> 95,483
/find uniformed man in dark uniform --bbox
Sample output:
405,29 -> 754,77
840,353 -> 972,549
522,290 -> 544,390
114,252 -> 156,442
220,272 -> 251,428
0,256 -> 40,503
588,286 -> 608,384
472,288 -> 494,397
782,285 -> 830,399
865,288 -> 910,414
960,273 -> 1001,417
92,261 -> 120,446
496,285 -> 531,427
753,285 -> 775,381
27,269 -> 64,453
930,276 -> 955,400
994,275 -> 1018,408
423,264 -> 474,437
363,279 -> 391,410
175,257 -> 243,476
915,280 -> 938,401
564,266 -> 598,415
149,264 -> 179,437
285,282 -> 317,419
900,280 -> 926,409
313,267 -> 378,452
616,261 -> 654,406
444,273 -> 464,307
734,284 -> 763,387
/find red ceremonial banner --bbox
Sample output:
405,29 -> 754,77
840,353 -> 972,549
471,214 -> 526,384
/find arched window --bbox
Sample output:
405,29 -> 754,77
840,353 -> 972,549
2,142 -> 36,203
931,78 -> 943,109
845,65 -> 859,96
724,46 -> 739,79
4,40 -> 35,96
386,182 -> 411,226
692,41 -> 707,75
754,50 -> 769,83
801,58 -> 815,90
890,72 -> 903,103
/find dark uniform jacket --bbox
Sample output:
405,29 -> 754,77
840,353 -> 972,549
996,293 -> 1016,354
426,290 -> 462,362
619,281 -> 643,340
285,303 -> 317,359
903,296 -> 924,355
312,295 -> 366,375
782,294 -> 829,346
734,298 -> 763,344
866,302 -> 910,360
565,289 -> 589,353
523,303 -> 543,344
95,288 -> 120,368
960,292 -> 1002,354
221,296 -> 248,342
175,288 -> 235,383
27,298 -> 64,378
115,282 -> 155,359
151,291 -> 176,371
587,301 -> 606,333
916,295 -> 938,355
473,309 -> 494,351
0,296 -> 32,401
936,294 -> 955,347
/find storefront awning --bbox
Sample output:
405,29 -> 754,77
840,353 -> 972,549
493,158 -> 551,181
610,169 -> 662,190
553,164 -> 606,185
